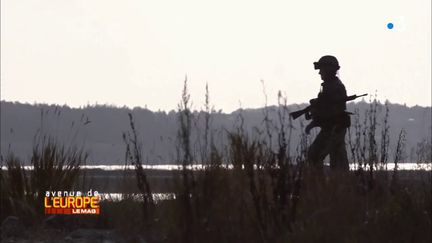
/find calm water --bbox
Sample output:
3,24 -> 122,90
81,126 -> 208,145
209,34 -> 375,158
86,163 -> 432,171
2,163 -> 431,171
95,163 -> 430,203
3,163 -> 430,203
99,192 -> 176,203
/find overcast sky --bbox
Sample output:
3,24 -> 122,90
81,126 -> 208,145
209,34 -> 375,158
1,0 -> 430,112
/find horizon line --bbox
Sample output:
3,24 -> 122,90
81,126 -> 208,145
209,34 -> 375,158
1,99 -> 431,114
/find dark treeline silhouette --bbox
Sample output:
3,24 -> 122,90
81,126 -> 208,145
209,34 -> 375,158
1,100 -> 430,164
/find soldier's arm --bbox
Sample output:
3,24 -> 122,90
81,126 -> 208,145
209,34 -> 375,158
311,82 -> 347,123
316,83 -> 347,106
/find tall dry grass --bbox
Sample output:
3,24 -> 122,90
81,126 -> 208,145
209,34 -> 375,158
1,110 -> 88,223
1,87 -> 430,242
1,135 -> 87,223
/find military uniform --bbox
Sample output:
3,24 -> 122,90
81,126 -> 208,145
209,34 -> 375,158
307,56 -> 350,170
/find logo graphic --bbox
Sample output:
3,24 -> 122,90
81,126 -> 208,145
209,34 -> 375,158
44,190 -> 100,215
387,16 -> 407,32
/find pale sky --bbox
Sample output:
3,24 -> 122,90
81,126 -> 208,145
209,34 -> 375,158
1,0 -> 431,112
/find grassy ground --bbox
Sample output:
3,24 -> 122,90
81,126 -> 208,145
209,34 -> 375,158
1,166 -> 430,242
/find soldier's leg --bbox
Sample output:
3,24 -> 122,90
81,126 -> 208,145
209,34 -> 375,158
329,128 -> 349,170
307,129 -> 332,169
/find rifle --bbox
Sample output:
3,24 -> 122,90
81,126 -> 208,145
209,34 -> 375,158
290,93 -> 367,120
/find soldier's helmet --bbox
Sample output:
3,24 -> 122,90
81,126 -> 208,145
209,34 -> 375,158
313,55 -> 340,70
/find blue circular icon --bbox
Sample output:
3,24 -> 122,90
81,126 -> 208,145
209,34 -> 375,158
387,23 -> 394,29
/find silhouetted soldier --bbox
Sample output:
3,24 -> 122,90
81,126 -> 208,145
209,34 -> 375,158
306,55 -> 350,170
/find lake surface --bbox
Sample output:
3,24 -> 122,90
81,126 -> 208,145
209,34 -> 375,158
2,163 -> 430,203
2,163 -> 431,171
99,192 -> 176,203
